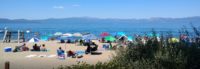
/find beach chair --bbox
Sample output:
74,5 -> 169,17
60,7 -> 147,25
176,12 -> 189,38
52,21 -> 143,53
57,50 -> 65,59
103,44 -> 110,50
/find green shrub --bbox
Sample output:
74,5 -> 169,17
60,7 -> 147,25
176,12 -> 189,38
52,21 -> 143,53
57,27 -> 200,69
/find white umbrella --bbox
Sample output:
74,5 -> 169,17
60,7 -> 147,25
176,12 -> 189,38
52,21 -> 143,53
62,33 -> 73,37
73,33 -> 82,37
54,32 -> 63,36
82,34 -> 98,40
28,37 -> 40,42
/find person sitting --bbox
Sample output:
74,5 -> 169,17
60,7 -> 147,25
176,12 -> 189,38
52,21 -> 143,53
13,43 -> 29,52
102,37 -> 105,43
13,46 -> 22,52
90,42 -> 102,55
84,39 -> 91,46
40,44 -> 47,51
67,50 -> 76,57
67,39 -> 71,43
91,42 -> 98,51
21,43 -> 29,51
79,39 -> 83,45
31,44 -> 40,51
60,39 -> 65,43
85,43 -> 91,54
85,42 -> 102,55
57,47 -> 65,59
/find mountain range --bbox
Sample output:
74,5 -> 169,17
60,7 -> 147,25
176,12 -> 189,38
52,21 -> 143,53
0,16 -> 200,24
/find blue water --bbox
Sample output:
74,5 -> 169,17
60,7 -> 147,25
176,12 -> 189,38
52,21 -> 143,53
0,21 -> 200,39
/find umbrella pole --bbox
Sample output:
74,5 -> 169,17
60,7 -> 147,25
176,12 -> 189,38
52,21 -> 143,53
65,42 -> 67,52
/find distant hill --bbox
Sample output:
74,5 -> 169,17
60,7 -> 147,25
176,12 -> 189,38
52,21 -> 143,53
0,16 -> 200,24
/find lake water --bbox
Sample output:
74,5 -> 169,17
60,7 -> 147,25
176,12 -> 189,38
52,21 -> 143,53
0,21 -> 200,39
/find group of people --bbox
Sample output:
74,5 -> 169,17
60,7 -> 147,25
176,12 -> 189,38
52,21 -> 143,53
31,44 -> 47,51
57,41 -> 102,59
13,43 -> 47,52
13,43 -> 29,52
60,39 -> 79,43
57,47 -> 83,59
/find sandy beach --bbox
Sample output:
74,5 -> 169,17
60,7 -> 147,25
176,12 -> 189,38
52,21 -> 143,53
0,40 -> 115,69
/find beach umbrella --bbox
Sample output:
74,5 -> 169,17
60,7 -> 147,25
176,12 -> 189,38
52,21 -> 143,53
67,36 -> 81,40
40,35 -> 48,41
28,37 -> 40,42
62,33 -> 73,37
147,33 -> 160,37
73,33 -> 82,37
82,32 -> 90,35
82,34 -> 98,40
168,38 -> 179,43
54,32 -> 62,36
117,32 -> 126,36
127,36 -> 133,41
47,34 -> 53,37
105,36 -> 116,42
110,32 -> 117,36
26,30 -> 30,33
59,36 -> 81,40
100,32 -> 109,37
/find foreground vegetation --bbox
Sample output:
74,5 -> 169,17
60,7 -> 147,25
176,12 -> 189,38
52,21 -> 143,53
56,25 -> 200,69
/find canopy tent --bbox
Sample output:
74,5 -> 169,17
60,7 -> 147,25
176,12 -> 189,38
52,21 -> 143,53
82,34 -> 98,40
54,32 -> 63,36
105,36 -> 116,42
117,32 -> 126,36
100,32 -> 109,37
115,32 -> 128,41
28,37 -> 40,42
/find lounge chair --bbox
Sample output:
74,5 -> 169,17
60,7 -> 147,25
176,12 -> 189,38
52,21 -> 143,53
57,50 -> 65,59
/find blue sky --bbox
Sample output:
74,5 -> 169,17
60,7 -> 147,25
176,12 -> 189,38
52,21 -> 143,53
0,0 -> 200,19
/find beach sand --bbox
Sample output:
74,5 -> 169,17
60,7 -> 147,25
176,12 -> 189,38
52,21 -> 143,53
0,40 -> 115,69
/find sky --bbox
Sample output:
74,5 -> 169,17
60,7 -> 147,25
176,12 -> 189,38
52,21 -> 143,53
0,0 -> 200,19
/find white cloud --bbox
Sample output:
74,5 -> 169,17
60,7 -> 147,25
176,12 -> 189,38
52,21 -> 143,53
53,6 -> 64,9
72,4 -> 80,7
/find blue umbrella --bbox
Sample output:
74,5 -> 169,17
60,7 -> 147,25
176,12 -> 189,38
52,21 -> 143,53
82,34 -> 98,40
117,32 -> 126,36
127,36 -> 133,41
40,36 -> 49,41
47,34 -> 53,37
67,36 -> 81,40
110,32 -> 116,36
147,33 -> 160,37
